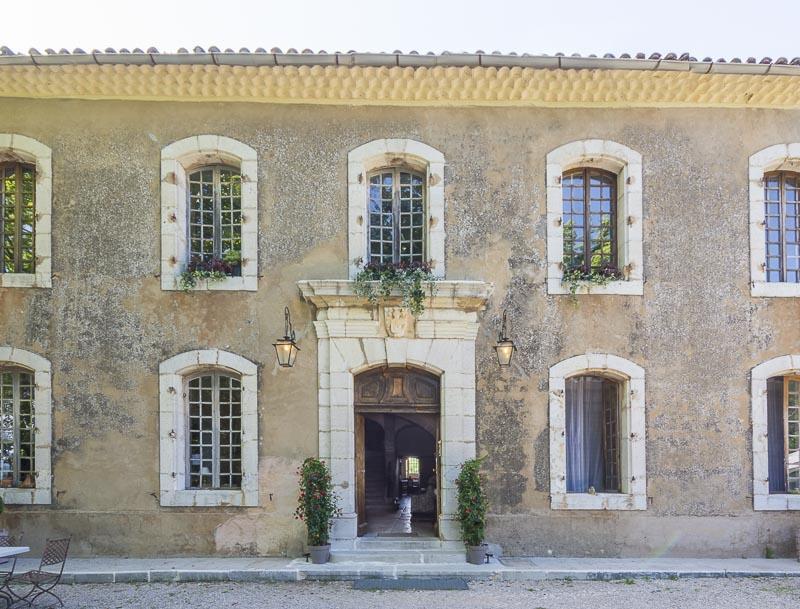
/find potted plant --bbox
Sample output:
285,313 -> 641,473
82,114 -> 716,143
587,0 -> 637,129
455,457 -> 489,565
294,457 -> 340,564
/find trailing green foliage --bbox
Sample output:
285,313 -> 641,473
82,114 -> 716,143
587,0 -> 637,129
353,261 -> 437,317
455,457 -> 488,547
561,265 -> 622,301
294,457 -> 340,546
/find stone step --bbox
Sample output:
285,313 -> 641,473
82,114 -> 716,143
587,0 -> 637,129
354,538 -> 449,550
330,550 -> 467,564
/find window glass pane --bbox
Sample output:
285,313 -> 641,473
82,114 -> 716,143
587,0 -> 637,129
367,169 -> 426,265
0,164 -> 35,274
562,169 -> 616,272
189,169 -> 216,263
565,376 -> 619,493
186,166 -> 242,276
186,372 -> 242,490
764,172 -> 800,283
788,380 -> 800,492
0,370 -> 36,488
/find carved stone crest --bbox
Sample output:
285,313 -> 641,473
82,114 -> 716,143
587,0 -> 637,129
384,307 -> 411,338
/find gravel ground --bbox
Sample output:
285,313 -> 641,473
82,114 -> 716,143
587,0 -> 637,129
52,577 -> 800,609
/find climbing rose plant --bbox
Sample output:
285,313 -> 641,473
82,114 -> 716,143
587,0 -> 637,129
455,457 -> 488,547
294,457 -> 341,547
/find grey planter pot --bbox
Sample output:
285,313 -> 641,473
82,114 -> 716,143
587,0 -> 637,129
309,544 -> 331,564
466,544 -> 486,565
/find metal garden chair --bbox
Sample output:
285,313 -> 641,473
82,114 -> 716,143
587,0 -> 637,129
0,536 -> 18,608
4,538 -> 70,608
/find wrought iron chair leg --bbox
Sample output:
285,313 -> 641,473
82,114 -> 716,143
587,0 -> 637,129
26,585 -> 63,608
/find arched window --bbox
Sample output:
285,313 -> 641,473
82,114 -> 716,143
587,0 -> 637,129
0,367 -> 36,489
160,135 -> 257,291
347,139 -> 445,279
765,375 -> 800,493
0,135 -> 51,288
549,353 -> 646,510
185,370 -> 243,490
187,165 -> 243,276
0,347 -> 51,505
546,140 -> 642,296
1,163 -> 36,274
764,171 -> 800,284
565,375 -> 620,493
159,349 -> 258,507
562,168 -> 617,273
367,168 -> 426,265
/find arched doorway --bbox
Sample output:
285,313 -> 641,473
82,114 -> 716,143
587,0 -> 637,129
354,365 -> 440,537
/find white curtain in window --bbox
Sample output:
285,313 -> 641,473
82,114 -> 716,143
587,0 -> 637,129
565,376 -> 604,492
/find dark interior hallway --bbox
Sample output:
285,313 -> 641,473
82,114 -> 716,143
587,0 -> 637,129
360,413 -> 437,537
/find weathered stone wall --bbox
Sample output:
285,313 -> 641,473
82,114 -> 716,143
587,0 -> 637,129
1,98 -> 799,557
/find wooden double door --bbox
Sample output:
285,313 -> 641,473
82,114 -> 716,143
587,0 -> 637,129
354,366 -> 441,536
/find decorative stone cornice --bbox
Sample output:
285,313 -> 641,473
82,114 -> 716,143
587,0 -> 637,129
297,279 -> 492,313
3,64 -> 800,108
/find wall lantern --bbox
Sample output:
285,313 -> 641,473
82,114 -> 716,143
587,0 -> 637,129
273,306 -> 299,368
493,309 -> 516,367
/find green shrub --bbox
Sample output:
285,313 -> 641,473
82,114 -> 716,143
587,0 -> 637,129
294,458 -> 340,546
455,457 -> 488,547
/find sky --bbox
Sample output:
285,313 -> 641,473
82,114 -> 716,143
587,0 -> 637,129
4,0 -> 800,61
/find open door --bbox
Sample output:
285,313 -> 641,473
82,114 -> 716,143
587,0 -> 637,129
356,413 -> 366,535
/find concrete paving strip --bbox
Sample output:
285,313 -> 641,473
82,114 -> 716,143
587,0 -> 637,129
10,556 -> 800,583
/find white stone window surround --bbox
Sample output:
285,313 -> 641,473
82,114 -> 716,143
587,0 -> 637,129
549,353 -> 647,510
347,139 -> 446,279
546,140 -> 643,296
751,354 -> 800,510
160,135 -> 258,291
159,349 -> 259,507
0,347 -> 52,504
749,144 -> 800,297
0,134 -> 52,289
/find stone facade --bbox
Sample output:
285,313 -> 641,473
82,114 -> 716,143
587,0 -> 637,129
2,59 -> 800,558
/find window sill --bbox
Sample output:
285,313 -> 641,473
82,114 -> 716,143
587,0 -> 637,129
550,492 -> 646,510
160,489 -> 258,507
0,487 -> 51,505
162,275 -> 258,292
751,281 -> 800,297
547,278 -> 644,296
754,493 -> 800,510
0,273 -> 51,289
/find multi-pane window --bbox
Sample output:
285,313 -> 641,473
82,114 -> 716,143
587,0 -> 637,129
0,369 -> 36,488
405,456 -> 420,478
764,171 -> 800,283
562,168 -> 617,272
188,166 -> 242,273
186,372 -> 242,490
767,376 -> 800,493
1,163 -> 36,274
565,375 -> 620,493
368,168 -> 426,265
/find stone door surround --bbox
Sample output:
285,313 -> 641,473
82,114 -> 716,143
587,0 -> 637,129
299,279 -> 491,548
